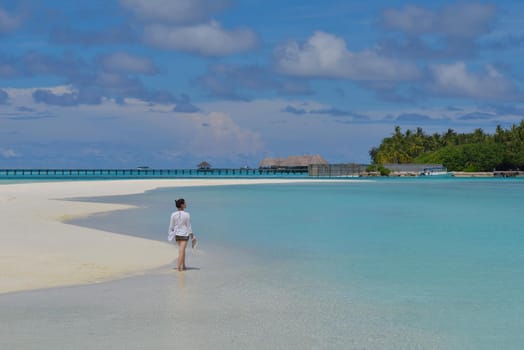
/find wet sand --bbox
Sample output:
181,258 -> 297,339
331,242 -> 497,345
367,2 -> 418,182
0,244 -> 445,350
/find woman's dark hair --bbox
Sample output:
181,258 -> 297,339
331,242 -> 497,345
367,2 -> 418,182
175,198 -> 185,209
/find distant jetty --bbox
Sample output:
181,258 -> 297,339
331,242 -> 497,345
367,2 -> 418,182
451,171 -> 493,178
0,167 -> 309,178
452,171 -> 524,178
1,163 -> 521,179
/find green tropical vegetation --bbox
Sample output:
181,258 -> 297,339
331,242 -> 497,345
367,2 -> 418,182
365,164 -> 391,176
369,121 -> 524,171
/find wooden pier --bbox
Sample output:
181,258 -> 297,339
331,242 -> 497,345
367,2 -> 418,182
0,168 -> 309,178
493,171 -> 524,178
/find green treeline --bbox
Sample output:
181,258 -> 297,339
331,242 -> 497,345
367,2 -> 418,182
369,120 -> 524,171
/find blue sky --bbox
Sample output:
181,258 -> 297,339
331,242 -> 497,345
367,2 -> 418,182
1,0 -> 524,168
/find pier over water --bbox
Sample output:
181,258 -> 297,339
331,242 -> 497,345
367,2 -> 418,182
0,168 -> 309,179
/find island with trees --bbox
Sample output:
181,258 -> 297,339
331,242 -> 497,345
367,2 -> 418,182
369,121 -> 524,172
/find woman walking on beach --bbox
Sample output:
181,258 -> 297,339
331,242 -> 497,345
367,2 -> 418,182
168,198 -> 196,271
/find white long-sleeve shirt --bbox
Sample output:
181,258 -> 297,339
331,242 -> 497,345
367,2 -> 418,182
167,210 -> 192,242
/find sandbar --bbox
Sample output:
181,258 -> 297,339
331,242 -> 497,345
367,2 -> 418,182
0,178 -> 356,294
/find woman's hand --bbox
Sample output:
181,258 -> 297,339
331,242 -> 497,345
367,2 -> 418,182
190,234 -> 198,249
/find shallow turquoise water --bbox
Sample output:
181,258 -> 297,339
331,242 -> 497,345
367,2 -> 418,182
70,178 -> 524,348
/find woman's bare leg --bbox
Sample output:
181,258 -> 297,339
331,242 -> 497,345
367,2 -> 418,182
177,240 -> 188,271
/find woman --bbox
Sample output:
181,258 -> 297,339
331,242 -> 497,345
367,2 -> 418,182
168,198 -> 197,271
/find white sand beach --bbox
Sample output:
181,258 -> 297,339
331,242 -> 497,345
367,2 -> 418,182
0,178 -> 451,350
0,178 -> 352,294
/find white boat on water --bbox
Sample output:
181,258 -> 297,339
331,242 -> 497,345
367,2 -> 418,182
420,166 -> 449,176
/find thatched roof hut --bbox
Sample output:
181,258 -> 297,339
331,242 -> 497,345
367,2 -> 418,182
197,161 -> 211,169
258,154 -> 328,168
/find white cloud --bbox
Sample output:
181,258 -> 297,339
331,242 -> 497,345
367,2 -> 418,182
381,6 -> 436,35
100,52 -> 157,74
0,8 -> 22,33
187,112 -> 264,157
429,62 -> 520,100
0,148 -> 19,158
143,21 -> 258,56
0,86 -> 265,166
274,31 -> 420,81
3,85 -> 520,167
119,0 -> 230,24
381,3 -> 496,38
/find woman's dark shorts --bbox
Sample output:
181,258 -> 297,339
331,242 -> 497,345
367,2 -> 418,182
175,235 -> 189,242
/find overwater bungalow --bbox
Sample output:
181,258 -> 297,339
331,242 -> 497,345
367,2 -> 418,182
197,161 -> 212,170
258,154 -> 328,170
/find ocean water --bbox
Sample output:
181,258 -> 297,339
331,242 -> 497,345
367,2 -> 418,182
69,178 -> 524,349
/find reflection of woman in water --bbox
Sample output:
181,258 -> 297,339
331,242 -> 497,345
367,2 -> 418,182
168,198 -> 196,271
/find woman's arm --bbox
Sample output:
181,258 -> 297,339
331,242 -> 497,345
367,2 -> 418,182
168,213 -> 175,233
187,213 -> 195,239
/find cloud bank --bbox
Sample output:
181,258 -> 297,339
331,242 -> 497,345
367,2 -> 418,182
381,3 -> 496,38
274,31 -> 420,81
429,62 -> 521,101
119,0 -> 230,24
144,22 -> 258,56
121,0 -> 257,56
99,52 -> 158,75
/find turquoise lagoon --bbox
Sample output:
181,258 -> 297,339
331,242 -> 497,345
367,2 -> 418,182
69,178 -> 524,349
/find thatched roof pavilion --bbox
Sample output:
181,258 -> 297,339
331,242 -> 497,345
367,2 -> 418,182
258,154 -> 328,168
197,161 -> 211,169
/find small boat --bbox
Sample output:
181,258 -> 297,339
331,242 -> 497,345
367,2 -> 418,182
420,166 -> 448,176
